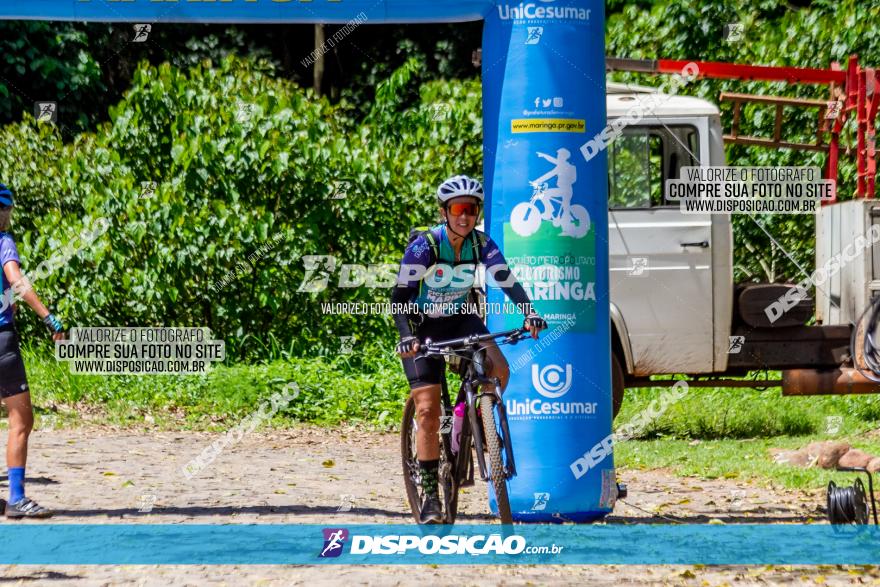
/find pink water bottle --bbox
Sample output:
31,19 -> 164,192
451,402 -> 466,453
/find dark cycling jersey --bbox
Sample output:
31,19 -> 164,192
400,313 -> 488,387
391,224 -> 533,339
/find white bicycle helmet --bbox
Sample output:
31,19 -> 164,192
436,174 -> 484,204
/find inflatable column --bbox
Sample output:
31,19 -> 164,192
482,0 -> 613,522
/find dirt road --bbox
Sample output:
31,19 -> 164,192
0,425 -> 873,586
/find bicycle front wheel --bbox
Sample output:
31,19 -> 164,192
479,394 -> 513,524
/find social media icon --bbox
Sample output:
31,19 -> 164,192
724,23 -> 744,42
532,492 -> 549,511
525,27 -> 543,45
132,24 -> 151,42
34,102 -> 57,123
140,181 -> 157,199
728,336 -> 745,354
628,257 -> 648,276
319,528 -> 349,558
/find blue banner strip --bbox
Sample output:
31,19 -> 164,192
0,0 -> 494,24
1,525 -> 879,564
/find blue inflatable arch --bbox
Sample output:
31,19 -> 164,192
2,0 -> 612,522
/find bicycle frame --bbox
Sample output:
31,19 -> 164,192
404,327 -> 528,522
460,353 -> 517,482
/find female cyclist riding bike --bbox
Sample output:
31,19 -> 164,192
391,174 -> 546,524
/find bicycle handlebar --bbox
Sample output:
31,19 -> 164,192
419,327 -> 531,357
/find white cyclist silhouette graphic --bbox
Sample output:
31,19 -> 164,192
511,148 -> 591,238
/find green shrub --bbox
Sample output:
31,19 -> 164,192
0,55 -> 482,359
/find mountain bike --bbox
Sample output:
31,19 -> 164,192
401,327 -> 531,524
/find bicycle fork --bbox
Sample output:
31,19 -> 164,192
465,378 -> 517,482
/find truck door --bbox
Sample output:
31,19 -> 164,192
607,118 -> 714,375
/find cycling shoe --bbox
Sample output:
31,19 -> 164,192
419,493 -> 443,524
5,498 -> 53,519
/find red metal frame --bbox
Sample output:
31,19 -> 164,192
656,59 -> 846,85
606,56 -> 879,201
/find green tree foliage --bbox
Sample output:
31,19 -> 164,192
0,22 -> 105,130
0,21 -> 481,133
4,1 -> 880,358
0,56 -> 481,358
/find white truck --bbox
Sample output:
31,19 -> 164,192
604,79 -> 878,416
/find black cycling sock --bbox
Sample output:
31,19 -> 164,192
419,459 -> 440,496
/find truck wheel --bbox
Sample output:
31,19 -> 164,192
612,353 -> 625,420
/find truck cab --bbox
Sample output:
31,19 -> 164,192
603,80 -> 868,413
606,82 -> 732,378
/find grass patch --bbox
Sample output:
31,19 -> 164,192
614,384 -> 880,490
20,343 -> 409,430
618,383 -> 880,440
616,436 -> 880,491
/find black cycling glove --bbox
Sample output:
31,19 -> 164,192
523,312 -> 547,331
395,335 -> 420,356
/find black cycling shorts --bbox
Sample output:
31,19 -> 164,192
401,314 -> 489,389
0,326 -> 29,398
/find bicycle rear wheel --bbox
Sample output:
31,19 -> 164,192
479,394 -> 513,524
401,396 -> 460,524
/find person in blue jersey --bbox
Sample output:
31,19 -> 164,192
391,174 -> 546,524
0,184 -> 65,518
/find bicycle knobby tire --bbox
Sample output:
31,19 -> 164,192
479,394 -> 513,524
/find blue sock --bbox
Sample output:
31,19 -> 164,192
8,467 -> 24,504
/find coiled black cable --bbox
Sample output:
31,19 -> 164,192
851,294 -> 880,382
827,479 -> 869,524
